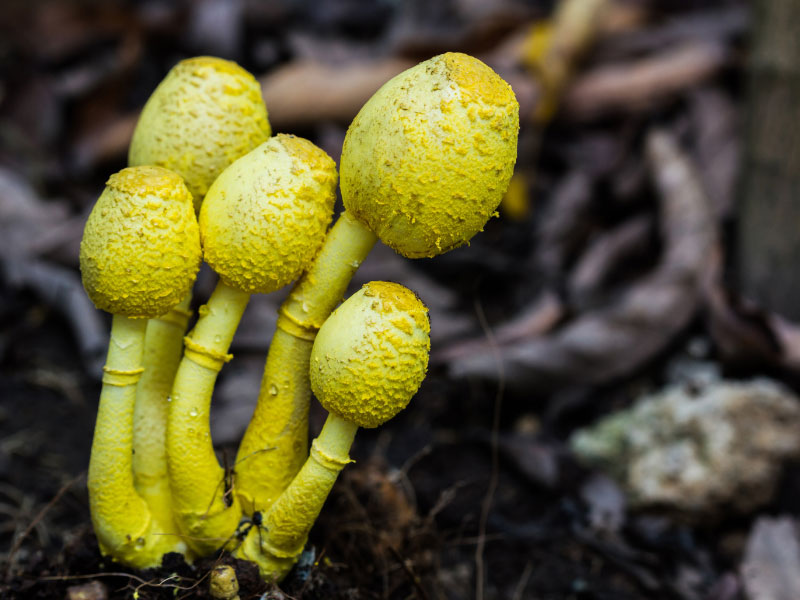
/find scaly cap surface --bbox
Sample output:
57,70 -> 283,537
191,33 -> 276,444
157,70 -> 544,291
310,282 -> 430,428
129,56 -> 271,211
80,166 -> 201,318
340,52 -> 519,258
199,134 -> 337,294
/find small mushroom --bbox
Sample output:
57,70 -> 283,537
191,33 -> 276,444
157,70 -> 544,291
236,282 -> 430,580
80,166 -> 201,567
209,565 -> 240,600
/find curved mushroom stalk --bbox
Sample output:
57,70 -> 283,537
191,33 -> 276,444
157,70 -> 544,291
236,52 -> 519,515
237,282 -> 430,581
80,166 -> 201,567
132,294 -> 192,527
90,315 -> 189,566
165,134 -> 337,556
128,56 -> 270,527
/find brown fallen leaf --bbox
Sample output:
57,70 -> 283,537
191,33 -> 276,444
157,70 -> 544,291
705,264 -> 800,375
686,87 -> 740,219
260,58 -> 414,130
498,432 -> 560,489
568,215 -> 653,307
594,5 -> 748,61
2,258 -> 107,377
0,168 -> 105,374
535,168 -> 596,280
741,517 -> 800,600
434,290 -> 563,363
0,168 -> 69,259
448,129 -> 717,392
703,253 -> 784,370
71,111 -> 139,172
564,41 -> 730,120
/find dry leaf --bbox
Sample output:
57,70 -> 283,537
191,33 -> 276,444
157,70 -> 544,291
742,517 -> 800,600
449,129 -> 717,392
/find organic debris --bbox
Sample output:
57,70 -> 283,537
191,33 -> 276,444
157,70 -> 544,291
571,378 -> 800,515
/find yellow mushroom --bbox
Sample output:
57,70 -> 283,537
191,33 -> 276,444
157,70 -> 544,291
129,56 -> 271,210
236,282 -> 430,580
128,56 -> 271,530
165,134 -> 337,556
80,166 -> 201,568
235,52 -> 518,516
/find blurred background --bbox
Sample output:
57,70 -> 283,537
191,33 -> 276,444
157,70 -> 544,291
5,0 -> 800,598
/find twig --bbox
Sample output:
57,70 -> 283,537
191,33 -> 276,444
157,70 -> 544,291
473,297 -> 505,600
511,561 -> 534,600
3,472 -> 85,581
387,545 -> 430,600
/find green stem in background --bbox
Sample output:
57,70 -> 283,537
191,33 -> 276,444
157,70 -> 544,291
234,211 -> 377,513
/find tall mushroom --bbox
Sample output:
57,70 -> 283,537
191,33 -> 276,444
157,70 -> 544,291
235,52 -> 519,516
128,56 -> 270,528
80,166 -> 201,567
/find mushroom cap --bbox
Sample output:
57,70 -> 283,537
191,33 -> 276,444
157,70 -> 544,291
80,166 -> 201,318
310,282 -> 430,428
129,56 -> 271,211
340,52 -> 519,258
199,134 -> 337,295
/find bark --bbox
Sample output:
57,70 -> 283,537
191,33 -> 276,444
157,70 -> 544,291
737,0 -> 800,319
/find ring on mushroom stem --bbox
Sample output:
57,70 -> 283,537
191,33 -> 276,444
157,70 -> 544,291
80,166 -> 201,568
234,51 -> 519,518
165,134 -> 337,556
236,282 -> 430,581
127,56 -> 271,535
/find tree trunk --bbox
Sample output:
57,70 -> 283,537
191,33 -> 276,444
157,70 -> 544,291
736,0 -> 800,319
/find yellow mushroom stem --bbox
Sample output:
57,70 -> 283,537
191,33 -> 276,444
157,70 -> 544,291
166,281 -> 250,555
132,293 -> 193,526
89,314 -> 189,567
236,413 -> 357,580
238,281 -> 429,581
234,210 -> 377,513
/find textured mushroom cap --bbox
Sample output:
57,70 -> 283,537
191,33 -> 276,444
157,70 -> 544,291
340,52 -> 519,258
80,166 -> 201,318
199,134 -> 337,294
310,282 -> 430,428
129,56 -> 271,211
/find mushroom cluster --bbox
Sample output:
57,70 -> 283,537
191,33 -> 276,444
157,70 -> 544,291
80,53 -> 519,580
